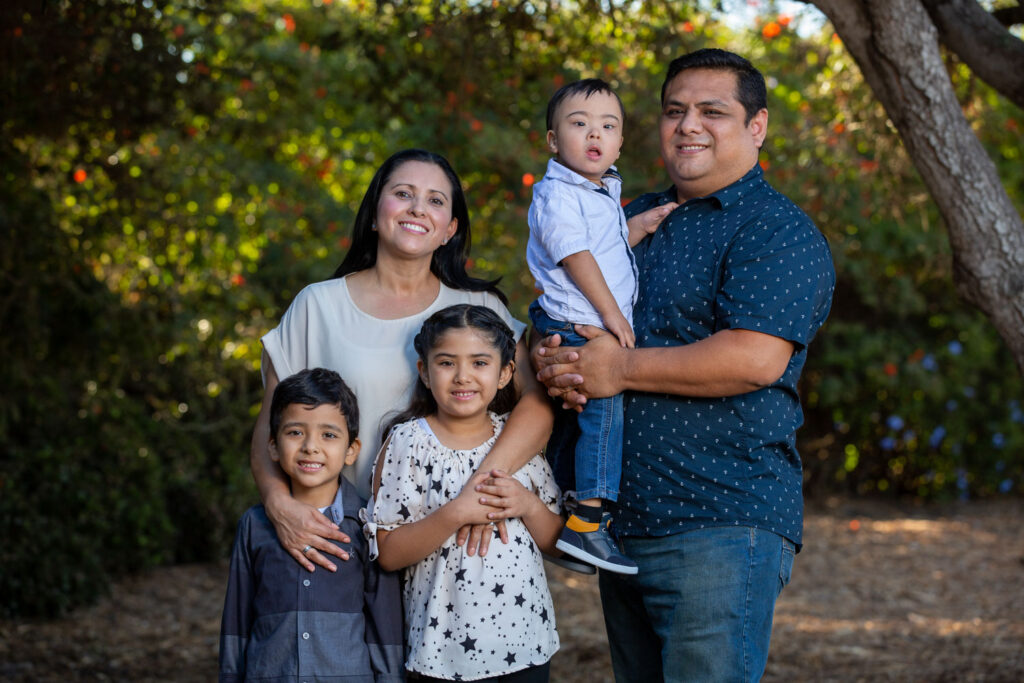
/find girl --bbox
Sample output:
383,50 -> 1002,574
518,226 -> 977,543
366,304 -> 563,683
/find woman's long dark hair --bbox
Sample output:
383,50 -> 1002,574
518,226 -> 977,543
331,149 -> 506,304
382,304 -> 517,442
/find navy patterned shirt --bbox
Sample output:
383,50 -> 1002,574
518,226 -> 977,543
617,163 -> 835,546
219,477 -> 405,682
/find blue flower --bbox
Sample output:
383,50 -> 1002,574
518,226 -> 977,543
992,433 -> 1005,448
962,386 -> 976,398
886,415 -> 904,431
879,436 -> 896,451
945,399 -> 959,412
956,469 -> 969,490
928,426 -> 946,448
902,429 -> 916,442
1012,408 -> 1023,424
921,354 -> 937,371
999,479 -> 1013,494
948,340 -> 963,356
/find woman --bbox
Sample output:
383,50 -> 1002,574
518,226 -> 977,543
250,149 -> 553,572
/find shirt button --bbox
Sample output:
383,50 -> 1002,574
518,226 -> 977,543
302,632 -> 310,640
303,579 -> 311,587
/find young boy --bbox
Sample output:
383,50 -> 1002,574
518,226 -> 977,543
526,78 -> 638,575
219,368 -> 404,682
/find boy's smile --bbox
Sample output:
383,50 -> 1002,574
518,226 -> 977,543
271,402 -> 360,507
547,90 -> 624,185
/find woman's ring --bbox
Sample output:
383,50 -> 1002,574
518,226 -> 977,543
301,545 -> 313,555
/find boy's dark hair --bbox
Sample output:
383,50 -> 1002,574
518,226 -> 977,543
269,368 -> 359,444
382,304 -> 517,441
661,48 -> 767,124
546,78 -> 626,131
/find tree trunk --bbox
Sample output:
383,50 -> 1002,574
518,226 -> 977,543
807,0 -> 1024,373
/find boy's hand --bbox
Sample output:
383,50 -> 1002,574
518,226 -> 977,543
626,202 -> 678,246
474,469 -> 541,520
265,491 -> 351,573
603,310 -> 635,349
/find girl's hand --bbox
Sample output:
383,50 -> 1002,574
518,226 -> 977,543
474,469 -> 541,520
265,490 -> 351,572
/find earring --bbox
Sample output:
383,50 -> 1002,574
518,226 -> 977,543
372,222 -> 377,231
442,238 -> 449,245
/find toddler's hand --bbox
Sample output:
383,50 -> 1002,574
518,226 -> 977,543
626,202 -> 678,246
604,311 -> 635,349
475,470 -> 540,520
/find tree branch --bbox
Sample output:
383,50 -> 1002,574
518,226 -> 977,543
920,0 -> 1024,110
991,6 -> 1024,27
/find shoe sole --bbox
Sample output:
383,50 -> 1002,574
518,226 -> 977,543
542,552 -> 597,575
556,538 -> 639,575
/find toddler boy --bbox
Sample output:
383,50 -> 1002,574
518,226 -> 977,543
219,367 -> 404,682
526,78 -> 638,575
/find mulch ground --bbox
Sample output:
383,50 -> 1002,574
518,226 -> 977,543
2,498 -> 1022,682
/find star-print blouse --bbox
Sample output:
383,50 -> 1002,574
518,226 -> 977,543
365,413 -> 561,681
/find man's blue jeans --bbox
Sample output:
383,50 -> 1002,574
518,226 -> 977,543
529,300 -> 623,502
599,526 -> 795,683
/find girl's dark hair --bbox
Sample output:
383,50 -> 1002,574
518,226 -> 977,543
331,149 -> 506,304
382,304 -> 517,441
269,367 -> 359,444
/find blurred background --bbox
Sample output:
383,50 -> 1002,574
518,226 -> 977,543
1,0 -> 1021,620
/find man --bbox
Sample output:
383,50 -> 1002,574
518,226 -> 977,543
535,48 -> 835,682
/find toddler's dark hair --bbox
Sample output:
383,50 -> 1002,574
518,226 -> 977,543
270,367 -> 359,444
383,304 -> 516,441
546,77 -> 625,132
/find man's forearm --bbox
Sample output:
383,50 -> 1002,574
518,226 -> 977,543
619,329 -> 794,398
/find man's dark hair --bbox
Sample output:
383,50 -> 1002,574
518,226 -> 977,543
546,78 -> 626,131
269,368 -> 359,444
661,48 -> 767,124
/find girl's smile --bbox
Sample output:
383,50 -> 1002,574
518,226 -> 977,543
419,328 -> 513,424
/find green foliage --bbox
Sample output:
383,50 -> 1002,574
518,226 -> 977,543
1,0 -> 1021,616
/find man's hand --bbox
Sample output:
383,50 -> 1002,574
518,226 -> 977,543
265,491 -> 351,573
535,325 -> 627,411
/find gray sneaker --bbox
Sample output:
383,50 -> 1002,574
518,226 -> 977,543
555,514 -> 638,575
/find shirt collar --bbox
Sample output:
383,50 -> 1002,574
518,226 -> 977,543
546,157 -> 621,189
654,162 -> 764,209
323,478 -> 363,525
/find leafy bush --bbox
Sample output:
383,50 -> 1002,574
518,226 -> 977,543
1,0 -> 1020,617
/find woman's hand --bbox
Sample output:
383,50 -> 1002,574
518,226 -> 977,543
264,490 -> 352,573
454,469 -> 508,557
474,470 -> 541,520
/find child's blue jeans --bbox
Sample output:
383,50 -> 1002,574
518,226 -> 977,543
529,300 -> 623,502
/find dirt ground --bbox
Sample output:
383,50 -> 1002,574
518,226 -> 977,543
2,498 -> 1023,682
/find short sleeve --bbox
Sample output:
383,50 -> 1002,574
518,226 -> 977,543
260,284 -> 320,386
516,454 -> 562,515
530,183 -> 592,264
364,422 -> 432,560
718,218 -> 834,350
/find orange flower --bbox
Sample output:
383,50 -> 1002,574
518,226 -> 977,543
682,21 -> 694,33
282,13 -> 295,33
759,159 -> 770,171
778,15 -> 792,27
833,122 -> 846,134
762,21 -> 781,39
884,362 -> 898,376
73,169 -> 87,183
522,173 -> 535,187
470,119 -> 483,132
